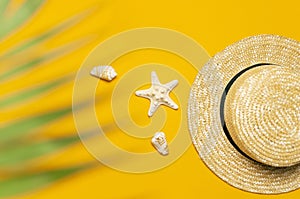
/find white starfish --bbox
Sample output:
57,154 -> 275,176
135,71 -> 179,117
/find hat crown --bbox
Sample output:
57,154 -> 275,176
225,65 -> 300,167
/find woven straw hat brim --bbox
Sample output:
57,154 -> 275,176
188,35 -> 300,194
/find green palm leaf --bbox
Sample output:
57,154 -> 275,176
0,0 -> 10,18
0,75 -> 71,109
0,8 -> 93,59
0,164 -> 92,198
0,136 -> 79,167
0,1 -> 98,198
0,37 -> 92,82
0,0 -> 45,40
0,107 -> 71,145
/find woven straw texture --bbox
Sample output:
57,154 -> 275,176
188,35 -> 300,194
225,65 -> 300,167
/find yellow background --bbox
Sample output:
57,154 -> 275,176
2,0 -> 300,198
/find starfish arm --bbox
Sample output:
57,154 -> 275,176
164,80 -> 178,91
135,89 -> 151,98
148,100 -> 160,117
151,71 -> 160,85
163,97 -> 179,110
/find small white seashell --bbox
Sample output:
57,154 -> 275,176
90,66 -> 117,81
151,132 -> 169,156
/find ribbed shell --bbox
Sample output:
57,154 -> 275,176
90,66 -> 117,81
151,132 -> 169,156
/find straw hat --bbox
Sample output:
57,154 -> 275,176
188,35 -> 300,194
